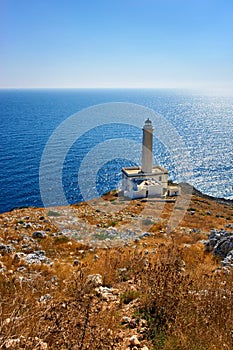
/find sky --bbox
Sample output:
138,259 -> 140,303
1,0 -> 233,90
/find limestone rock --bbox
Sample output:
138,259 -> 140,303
95,286 -> 119,301
25,250 -> 52,265
140,232 -> 151,238
121,316 -> 131,324
13,252 -> 26,263
4,338 -> 20,348
39,294 -> 52,303
33,231 -> 47,239
214,236 -> 233,258
87,274 -> 103,287
4,336 -> 25,348
0,261 -> 6,273
222,250 -> 233,267
73,259 -> 79,266
0,244 -> 15,255
204,229 -> 233,269
129,335 -> 140,346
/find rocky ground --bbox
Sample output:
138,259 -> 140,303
0,186 -> 233,349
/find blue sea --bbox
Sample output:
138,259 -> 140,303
0,89 -> 232,213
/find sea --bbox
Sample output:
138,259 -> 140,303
0,89 -> 232,213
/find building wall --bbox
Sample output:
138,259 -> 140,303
168,186 -> 181,196
122,170 -> 170,199
160,173 -> 168,189
147,185 -> 163,197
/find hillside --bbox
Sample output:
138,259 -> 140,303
0,185 -> 233,350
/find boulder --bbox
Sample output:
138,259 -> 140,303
95,286 -> 119,301
204,229 -> 233,269
73,259 -> 79,266
25,251 -> 52,265
0,244 -> 15,255
87,274 -> 103,287
222,250 -> 233,267
33,231 -> 47,239
214,236 -> 233,258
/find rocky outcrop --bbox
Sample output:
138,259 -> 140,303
13,250 -> 53,265
204,229 -> 233,268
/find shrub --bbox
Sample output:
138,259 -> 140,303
47,210 -> 61,217
138,244 -> 233,349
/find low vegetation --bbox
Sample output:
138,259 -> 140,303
0,191 -> 233,349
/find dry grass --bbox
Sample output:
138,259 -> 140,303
0,240 -> 233,349
0,192 -> 233,349
137,244 -> 233,350
0,267 -> 119,349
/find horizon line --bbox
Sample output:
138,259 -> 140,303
0,86 -> 195,90
0,86 -> 232,96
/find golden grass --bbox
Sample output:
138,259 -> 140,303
0,192 -> 233,349
0,239 -> 232,349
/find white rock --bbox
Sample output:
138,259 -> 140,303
129,335 -> 140,346
121,316 -> 131,324
5,337 -> 22,348
39,294 -> 52,303
95,286 -> 118,301
87,274 -> 103,287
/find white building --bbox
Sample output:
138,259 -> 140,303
121,118 -> 180,199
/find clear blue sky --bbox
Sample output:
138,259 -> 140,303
1,0 -> 233,90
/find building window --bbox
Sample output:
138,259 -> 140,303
159,176 -> 162,181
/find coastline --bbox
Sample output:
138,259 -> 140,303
179,182 -> 233,206
4,182 -> 233,216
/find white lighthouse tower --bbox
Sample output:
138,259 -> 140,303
121,119 -> 180,199
141,118 -> 153,173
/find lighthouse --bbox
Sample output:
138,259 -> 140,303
141,118 -> 153,173
121,119 -> 180,199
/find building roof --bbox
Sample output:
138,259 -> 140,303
168,185 -> 180,190
122,165 -> 168,177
